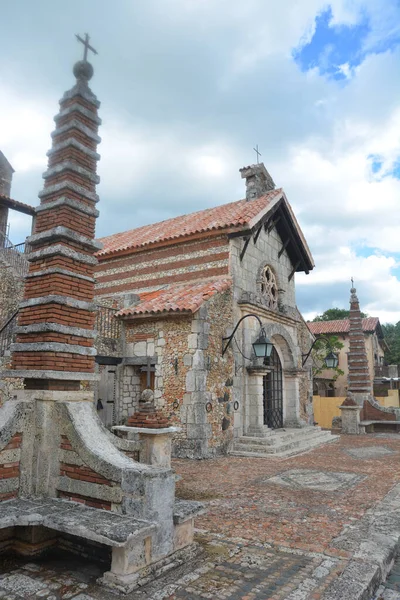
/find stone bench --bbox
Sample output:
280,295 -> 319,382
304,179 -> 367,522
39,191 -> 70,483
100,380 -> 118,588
0,497 -> 157,579
0,496 -> 205,590
0,498 -> 156,548
360,420 -> 400,433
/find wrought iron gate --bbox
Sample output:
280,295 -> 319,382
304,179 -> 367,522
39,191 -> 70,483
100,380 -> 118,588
263,347 -> 283,428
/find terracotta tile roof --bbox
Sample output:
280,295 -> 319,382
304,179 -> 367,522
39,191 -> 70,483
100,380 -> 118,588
115,278 -> 232,318
307,317 -> 380,335
0,194 -> 36,216
97,190 -> 283,257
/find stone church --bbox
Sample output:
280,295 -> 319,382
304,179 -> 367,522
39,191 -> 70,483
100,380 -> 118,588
0,148 -> 335,459
94,163 -> 322,458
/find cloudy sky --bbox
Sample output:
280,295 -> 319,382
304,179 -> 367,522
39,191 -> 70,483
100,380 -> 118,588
1,0 -> 400,323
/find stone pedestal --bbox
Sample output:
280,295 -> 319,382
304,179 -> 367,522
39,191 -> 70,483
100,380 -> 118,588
340,405 -> 362,435
113,426 -> 180,468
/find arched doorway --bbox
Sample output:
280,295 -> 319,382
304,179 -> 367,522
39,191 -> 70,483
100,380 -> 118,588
263,347 -> 283,428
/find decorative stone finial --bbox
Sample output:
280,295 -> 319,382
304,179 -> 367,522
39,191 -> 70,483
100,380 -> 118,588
74,33 -> 97,82
350,276 -> 356,296
73,60 -> 94,81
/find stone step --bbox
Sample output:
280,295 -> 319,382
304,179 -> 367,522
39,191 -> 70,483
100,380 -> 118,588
231,432 -> 339,458
237,427 -> 324,447
232,431 -> 337,456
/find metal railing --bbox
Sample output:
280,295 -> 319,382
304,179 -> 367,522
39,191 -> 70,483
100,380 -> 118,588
95,305 -> 121,340
0,231 -> 29,277
0,311 -> 18,357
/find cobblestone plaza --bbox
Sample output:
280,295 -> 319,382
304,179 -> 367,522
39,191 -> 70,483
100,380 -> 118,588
2,433 -> 400,599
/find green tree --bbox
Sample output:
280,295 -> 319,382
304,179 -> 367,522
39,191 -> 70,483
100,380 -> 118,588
382,322 -> 400,365
313,308 -> 368,321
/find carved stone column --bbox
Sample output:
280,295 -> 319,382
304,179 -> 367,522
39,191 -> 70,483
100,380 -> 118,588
245,365 -> 271,437
283,369 -> 306,428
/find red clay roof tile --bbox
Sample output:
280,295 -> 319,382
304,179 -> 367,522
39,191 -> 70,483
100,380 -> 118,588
97,190 -> 282,257
0,194 -> 36,216
115,278 -> 232,318
307,317 -> 380,335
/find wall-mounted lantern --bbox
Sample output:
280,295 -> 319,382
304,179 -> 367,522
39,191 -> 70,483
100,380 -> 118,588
302,336 -> 339,368
222,313 -> 273,359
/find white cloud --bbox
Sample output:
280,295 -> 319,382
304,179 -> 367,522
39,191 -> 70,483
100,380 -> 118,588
0,87 -> 52,174
1,0 -> 400,324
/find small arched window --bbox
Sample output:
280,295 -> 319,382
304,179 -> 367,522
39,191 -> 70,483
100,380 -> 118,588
260,265 -> 278,310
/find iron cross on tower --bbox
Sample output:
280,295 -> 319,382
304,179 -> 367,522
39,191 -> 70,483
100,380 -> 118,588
75,33 -> 98,61
253,144 -> 262,164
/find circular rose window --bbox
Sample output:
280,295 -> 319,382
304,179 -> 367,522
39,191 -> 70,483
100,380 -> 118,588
260,265 -> 278,309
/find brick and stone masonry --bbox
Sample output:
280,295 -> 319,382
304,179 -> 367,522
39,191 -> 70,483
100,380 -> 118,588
340,285 -> 398,431
347,286 -> 373,397
8,59 -> 102,390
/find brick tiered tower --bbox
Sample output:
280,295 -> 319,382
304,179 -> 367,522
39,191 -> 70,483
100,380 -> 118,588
347,285 -> 372,398
9,57 -> 102,390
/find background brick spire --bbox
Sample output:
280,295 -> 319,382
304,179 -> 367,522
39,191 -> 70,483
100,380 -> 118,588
9,51 -> 102,391
347,284 -> 372,395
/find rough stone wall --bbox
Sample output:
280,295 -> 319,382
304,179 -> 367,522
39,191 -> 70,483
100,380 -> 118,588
196,288 -> 234,455
121,288 -> 234,458
95,235 -> 229,298
296,311 -> 315,424
123,317 -> 192,438
0,260 -> 24,325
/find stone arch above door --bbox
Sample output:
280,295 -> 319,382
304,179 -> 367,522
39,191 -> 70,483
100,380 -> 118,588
259,323 -> 298,369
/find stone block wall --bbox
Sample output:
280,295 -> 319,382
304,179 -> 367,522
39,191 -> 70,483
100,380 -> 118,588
119,365 -> 141,421
230,224 -> 296,310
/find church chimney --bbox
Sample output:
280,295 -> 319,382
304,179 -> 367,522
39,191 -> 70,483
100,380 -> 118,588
0,151 -> 14,197
0,152 -> 15,246
240,163 -> 275,201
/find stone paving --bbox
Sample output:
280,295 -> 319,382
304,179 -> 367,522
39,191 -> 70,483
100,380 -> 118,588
1,433 -> 400,599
